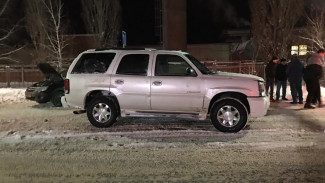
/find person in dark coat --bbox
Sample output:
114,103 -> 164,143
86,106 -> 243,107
275,58 -> 288,101
265,56 -> 278,101
303,49 -> 325,108
286,55 -> 304,104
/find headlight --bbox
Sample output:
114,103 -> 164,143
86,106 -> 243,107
37,86 -> 49,92
258,81 -> 266,97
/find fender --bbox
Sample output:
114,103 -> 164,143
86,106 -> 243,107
203,88 -> 251,112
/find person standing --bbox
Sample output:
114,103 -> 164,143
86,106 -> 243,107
286,54 -> 304,104
275,58 -> 288,101
265,56 -> 278,101
303,49 -> 325,109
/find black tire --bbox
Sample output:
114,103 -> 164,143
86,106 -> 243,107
35,92 -> 50,104
51,90 -> 64,107
86,97 -> 117,128
210,98 -> 248,133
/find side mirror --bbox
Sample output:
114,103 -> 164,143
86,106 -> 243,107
186,67 -> 197,76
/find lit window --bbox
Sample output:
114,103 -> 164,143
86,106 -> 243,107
299,45 -> 307,55
291,45 -> 308,55
291,46 -> 298,55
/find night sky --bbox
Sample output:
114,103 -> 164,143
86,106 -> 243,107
63,0 -> 251,45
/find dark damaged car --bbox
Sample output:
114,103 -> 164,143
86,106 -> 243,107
25,63 -> 65,107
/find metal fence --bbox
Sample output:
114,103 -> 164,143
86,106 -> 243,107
201,60 -> 265,78
3,61 -> 323,88
0,61 -> 267,88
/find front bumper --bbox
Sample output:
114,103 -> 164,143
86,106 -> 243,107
247,96 -> 270,117
25,86 -> 49,102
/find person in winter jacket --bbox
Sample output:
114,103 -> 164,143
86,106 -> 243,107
303,49 -> 325,108
286,54 -> 304,104
265,56 -> 278,101
275,58 -> 288,101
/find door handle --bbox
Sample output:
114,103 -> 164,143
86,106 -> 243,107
152,81 -> 162,86
115,79 -> 124,85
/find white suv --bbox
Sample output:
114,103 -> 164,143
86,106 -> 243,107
64,48 -> 269,132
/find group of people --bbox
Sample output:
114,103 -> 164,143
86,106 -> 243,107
265,49 -> 324,109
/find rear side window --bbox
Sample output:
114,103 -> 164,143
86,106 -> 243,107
116,54 -> 149,76
71,53 -> 116,74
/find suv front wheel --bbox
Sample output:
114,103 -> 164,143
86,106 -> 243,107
87,97 -> 118,128
210,98 -> 248,133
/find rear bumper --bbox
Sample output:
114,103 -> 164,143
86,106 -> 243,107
247,96 -> 270,117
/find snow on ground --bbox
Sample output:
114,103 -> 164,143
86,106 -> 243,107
1,85 -> 324,182
0,88 -> 26,104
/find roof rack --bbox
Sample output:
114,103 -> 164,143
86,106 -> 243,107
94,47 -> 152,51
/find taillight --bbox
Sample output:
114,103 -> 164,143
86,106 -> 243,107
65,79 -> 70,94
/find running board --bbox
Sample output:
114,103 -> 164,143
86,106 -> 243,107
122,110 -> 206,120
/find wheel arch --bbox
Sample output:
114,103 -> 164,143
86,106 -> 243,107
84,90 -> 120,115
208,92 -> 250,114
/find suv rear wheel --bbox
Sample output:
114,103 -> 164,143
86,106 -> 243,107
87,97 -> 117,128
210,98 -> 248,133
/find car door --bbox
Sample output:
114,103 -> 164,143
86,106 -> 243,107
110,52 -> 152,110
150,54 -> 204,112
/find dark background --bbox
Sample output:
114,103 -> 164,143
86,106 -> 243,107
63,0 -> 250,46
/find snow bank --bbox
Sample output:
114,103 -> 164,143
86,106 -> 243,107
0,88 -> 26,104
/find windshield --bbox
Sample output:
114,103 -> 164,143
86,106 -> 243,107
185,54 -> 213,74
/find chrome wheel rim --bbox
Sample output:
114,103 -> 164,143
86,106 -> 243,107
92,103 -> 111,123
216,105 -> 240,127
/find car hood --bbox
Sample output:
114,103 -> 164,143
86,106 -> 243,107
209,71 -> 264,81
37,63 -> 63,81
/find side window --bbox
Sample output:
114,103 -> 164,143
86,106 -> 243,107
71,53 -> 116,74
116,54 -> 149,76
155,55 -> 197,76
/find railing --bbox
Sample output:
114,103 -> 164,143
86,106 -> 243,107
4,61 -> 323,88
0,61 -> 267,88
201,60 -> 265,78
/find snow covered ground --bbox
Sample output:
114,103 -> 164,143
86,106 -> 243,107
0,88 -> 26,104
0,86 -> 324,182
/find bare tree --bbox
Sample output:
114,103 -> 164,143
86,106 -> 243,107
249,0 -> 304,62
25,0 -> 48,61
300,1 -> 325,50
81,0 -> 121,48
0,0 -> 25,63
24,0 -> 68,69
41,0 -> 68,71
25,0 -> 45,50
